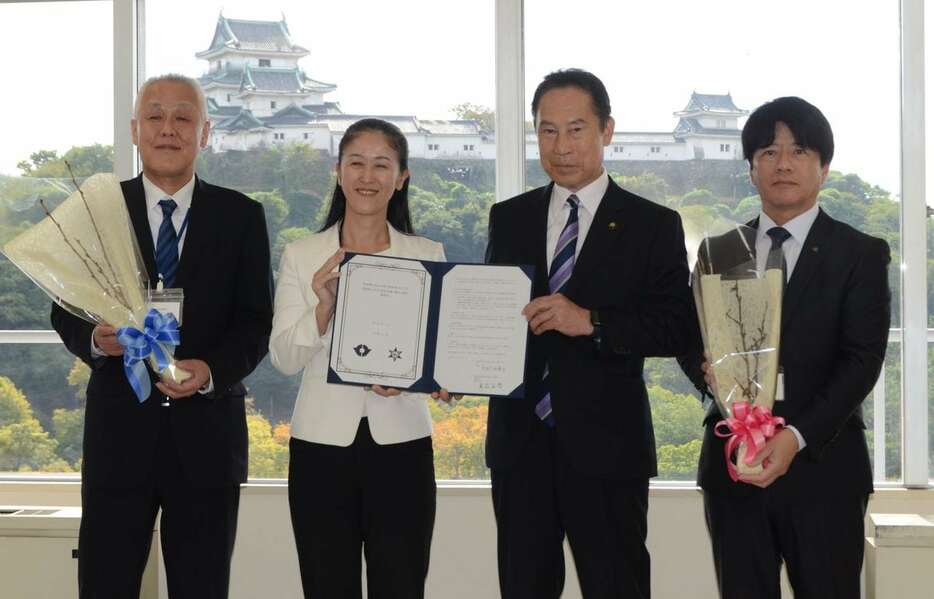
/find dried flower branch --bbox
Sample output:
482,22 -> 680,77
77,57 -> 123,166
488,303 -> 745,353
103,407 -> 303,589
724,280 -> 770,404
38,198 -> 130,311
65,161 -> 128,306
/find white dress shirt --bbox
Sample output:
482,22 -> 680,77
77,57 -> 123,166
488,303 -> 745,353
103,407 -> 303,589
755,202 -> 821,451
545,169 -> 609,272
755,203 -> 820,282
142,174 -> 195,260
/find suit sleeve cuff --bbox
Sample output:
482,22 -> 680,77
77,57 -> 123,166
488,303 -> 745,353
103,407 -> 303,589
786,425 -> 807,452
90,336 -> 107,358
197,369 -> 215,395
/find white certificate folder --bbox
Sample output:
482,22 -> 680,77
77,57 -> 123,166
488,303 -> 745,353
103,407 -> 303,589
328,252 -> 533,397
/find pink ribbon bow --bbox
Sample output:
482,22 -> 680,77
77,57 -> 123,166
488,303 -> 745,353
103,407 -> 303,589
714,401 -> 785,482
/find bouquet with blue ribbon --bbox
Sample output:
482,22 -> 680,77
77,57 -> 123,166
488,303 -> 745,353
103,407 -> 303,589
2,173 -> 190,402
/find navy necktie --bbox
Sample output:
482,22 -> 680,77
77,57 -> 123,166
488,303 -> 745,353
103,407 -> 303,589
766,226 -> 792,284
534,195 -> 580,425
156,198 -> 179,287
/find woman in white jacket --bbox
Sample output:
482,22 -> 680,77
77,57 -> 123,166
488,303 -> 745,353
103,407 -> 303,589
270,118 -> 448,598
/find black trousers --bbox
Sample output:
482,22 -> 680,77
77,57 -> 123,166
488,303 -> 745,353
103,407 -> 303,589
288,419 -> 436,599
704,488 -> 868,599
491,421 -> 651,599
78,412 -> 241,599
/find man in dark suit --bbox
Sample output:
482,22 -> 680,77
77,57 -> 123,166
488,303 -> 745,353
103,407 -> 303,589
52,74 -> 273,598
679,96 -> 890,598
485,69 -> 695,599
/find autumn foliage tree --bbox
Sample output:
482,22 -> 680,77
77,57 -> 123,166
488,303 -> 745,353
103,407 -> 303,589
431,398 -> 488,479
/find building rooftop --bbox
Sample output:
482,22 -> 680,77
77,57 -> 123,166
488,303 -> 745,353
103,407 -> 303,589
214,109 -> 268,132
676,92 -> 747,116
239,65 -> 336,94
197,14 -> 309,56
314,114 -> 423,134
673,117 -> 743,138
418,120 -> 483,136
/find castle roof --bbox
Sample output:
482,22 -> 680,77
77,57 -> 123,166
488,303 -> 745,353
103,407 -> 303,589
673,117 -> 743,138
197,14 -> 309,57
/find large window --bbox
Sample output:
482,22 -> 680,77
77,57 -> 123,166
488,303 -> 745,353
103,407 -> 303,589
525,0 -> 902,482
145,0 -> 495,479
0,0 -> 113,475
0,0 -> 929,486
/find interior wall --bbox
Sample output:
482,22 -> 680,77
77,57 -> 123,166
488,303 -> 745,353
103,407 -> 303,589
1,482 -> 932,598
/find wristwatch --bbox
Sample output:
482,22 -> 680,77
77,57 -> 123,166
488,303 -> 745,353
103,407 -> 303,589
589,310 -> 604,343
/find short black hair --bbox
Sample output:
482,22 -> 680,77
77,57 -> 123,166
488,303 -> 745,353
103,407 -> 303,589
531,68 -> 612,128
742,96 -> 834,166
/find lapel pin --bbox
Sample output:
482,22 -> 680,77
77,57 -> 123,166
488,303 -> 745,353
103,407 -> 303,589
608,221 -> 618,231
811,246 -> 819,253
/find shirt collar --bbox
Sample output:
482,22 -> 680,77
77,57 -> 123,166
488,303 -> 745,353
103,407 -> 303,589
142,173 -> 196,214
551,169 -> 609,215
757,202 -> 820,245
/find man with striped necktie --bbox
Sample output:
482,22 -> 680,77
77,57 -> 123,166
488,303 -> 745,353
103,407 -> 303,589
51,74 -> 273,599
484,69 -> 695,598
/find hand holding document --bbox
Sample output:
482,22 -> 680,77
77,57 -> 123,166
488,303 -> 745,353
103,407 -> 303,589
328,253 -> 532,397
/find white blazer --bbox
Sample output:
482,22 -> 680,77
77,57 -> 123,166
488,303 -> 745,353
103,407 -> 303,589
270,223 -> 446,446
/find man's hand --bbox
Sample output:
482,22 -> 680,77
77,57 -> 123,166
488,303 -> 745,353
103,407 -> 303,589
431,388 -> 463,405
522,293 -> 593,336
92,324 -> 124,357
156,359 -> 211,399
738,428 -> 799,488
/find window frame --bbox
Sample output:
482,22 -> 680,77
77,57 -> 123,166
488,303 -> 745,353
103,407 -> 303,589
0,0 -> 928,487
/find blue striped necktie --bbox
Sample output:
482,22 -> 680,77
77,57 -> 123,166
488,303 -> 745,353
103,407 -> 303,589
534,194 -> 580,425
155,198 -> 179,287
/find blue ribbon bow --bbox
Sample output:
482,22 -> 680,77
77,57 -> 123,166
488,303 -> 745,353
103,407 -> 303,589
116,309 -> 181,402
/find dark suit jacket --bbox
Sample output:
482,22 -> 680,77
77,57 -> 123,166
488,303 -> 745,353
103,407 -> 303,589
679,209 -> 890,498
51,175 -> 274,488
485,178 -> 695,479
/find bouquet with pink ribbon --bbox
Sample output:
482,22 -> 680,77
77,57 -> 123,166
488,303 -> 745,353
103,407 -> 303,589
691,224 -> 784,478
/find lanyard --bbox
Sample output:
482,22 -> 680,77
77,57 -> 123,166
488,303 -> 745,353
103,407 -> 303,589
153,208 -> 191,289
176,207 -> 191,246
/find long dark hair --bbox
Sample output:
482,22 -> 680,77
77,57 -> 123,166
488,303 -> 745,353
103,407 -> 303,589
319,118 -> 414,234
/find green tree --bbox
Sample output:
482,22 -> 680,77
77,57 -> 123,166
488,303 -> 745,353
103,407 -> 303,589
17,144 -> 114,179
656,439 -> 702,480
612,171 -> 671,204
732,195 -> 761,224
273,227 -> 313,269
818,188 -> 866,230
450,103 -> 495,132
432,401 -> 488,479
246,412 -> 289,478
51,407 -> 84,468
680,188 -> 719,207
0,376 -> 67,472
67,358 -> 90,402
648,385 -> 705,447
249,190 -> 290,246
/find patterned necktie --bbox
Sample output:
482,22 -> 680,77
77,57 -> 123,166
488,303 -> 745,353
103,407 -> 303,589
534,195 -> 580,425
766,226 -> 792,285
155,198 -> 179,287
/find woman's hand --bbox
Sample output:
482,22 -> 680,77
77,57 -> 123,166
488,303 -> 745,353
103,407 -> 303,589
313,249 -> 345,335
369,385 -> 402,397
